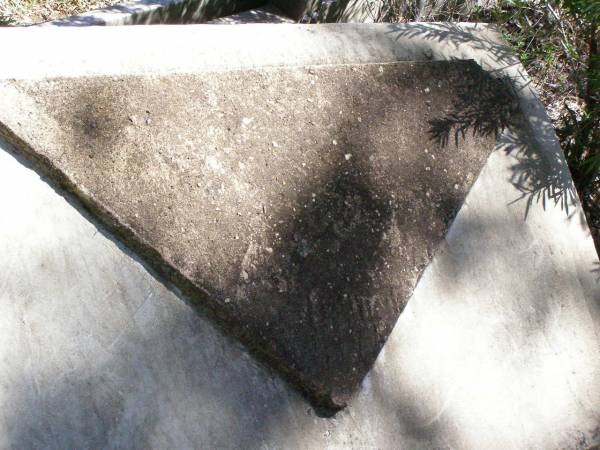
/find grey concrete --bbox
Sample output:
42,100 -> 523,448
39,0 -> 264,26
0,23 -> 599,448
0,61 -> 507,409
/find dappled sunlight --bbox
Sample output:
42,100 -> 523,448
0,21 -> 598,448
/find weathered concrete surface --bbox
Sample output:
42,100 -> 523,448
0,23 -> 599,448
0,61 -> 512,408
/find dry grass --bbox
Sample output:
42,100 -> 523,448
0,0 -> 119,24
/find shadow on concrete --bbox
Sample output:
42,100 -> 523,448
210,4 -> 293,23
278,0 -> 385,24
0,61 -> 501,413
391,23 -> 586,229
4,139 -> 599,448
0,273 -> 291,448
428,72 -> 518,148
2,55 -> 600,446
229,154 -> 395,406
386,22 -> 520,67
367,211 -> 600,449
44,0 -> 265,26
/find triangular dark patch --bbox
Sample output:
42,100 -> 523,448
0,61 -> 519,410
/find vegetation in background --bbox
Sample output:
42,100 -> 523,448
382,0 -> 600,251
0,0 -> 117,24
558,0 -> 599,240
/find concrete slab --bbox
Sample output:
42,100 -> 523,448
0,60 -> 513,408
0,23 -> 599,448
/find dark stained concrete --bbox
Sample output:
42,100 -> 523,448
0,61 -> 519,409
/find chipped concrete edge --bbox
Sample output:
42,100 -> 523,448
0,22 -> 594,412
37,0 -> 265,26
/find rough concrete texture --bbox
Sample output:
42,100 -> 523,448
0,23 -> 599,448
0,61 -> 514,408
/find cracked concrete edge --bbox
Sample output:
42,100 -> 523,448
36,0 -> 265,26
